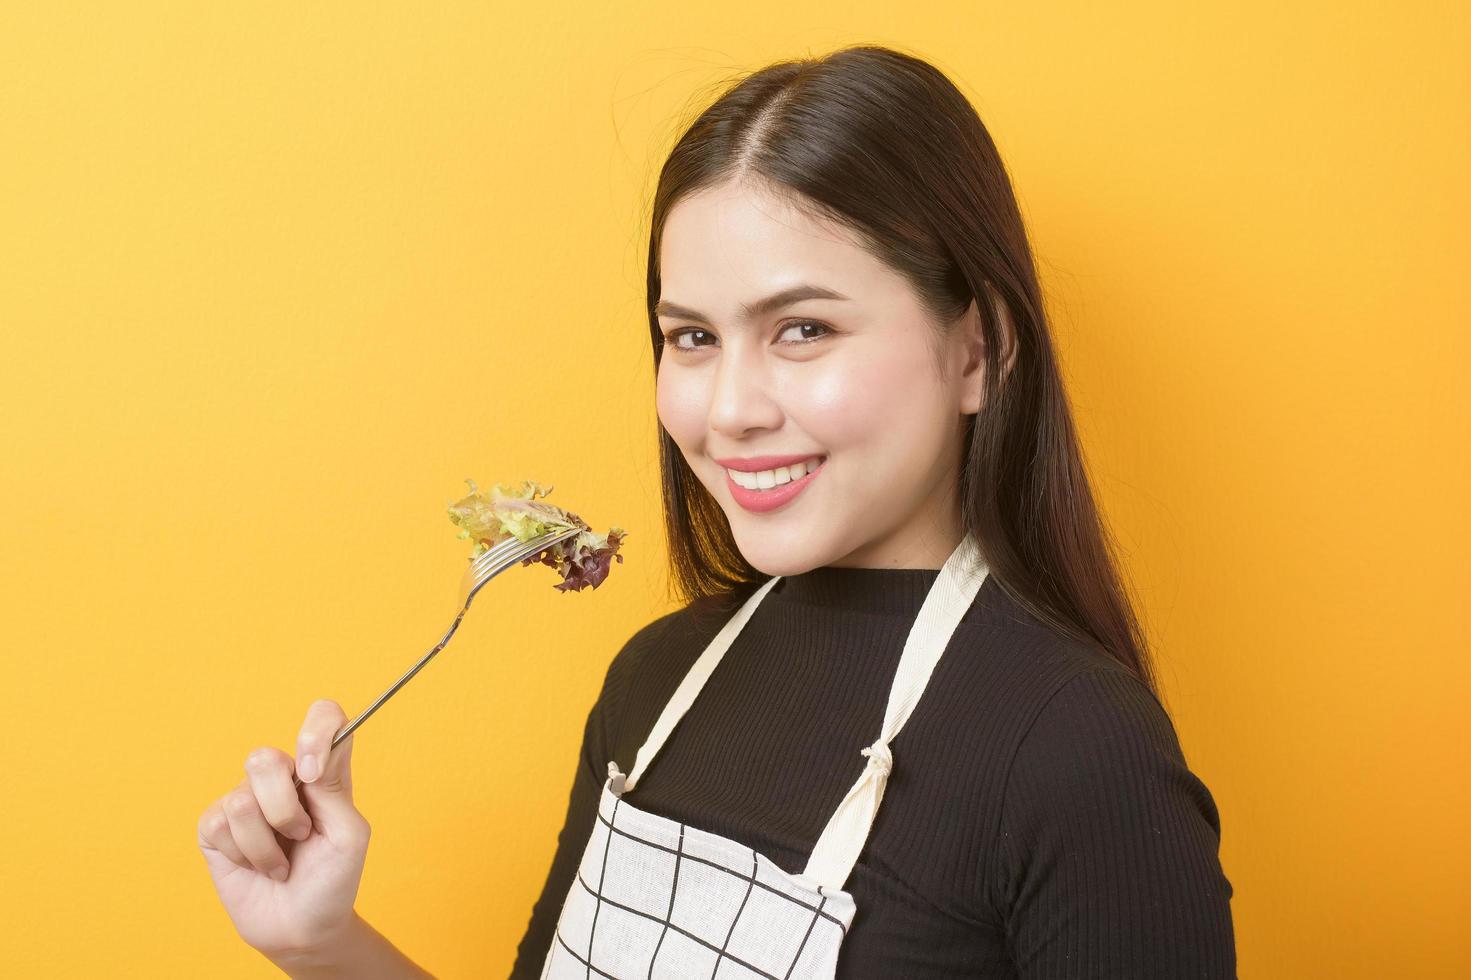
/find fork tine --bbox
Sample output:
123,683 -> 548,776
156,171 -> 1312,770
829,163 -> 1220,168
462,526 -> 581,600
468,538 -> 518,575
467,529 -> 561,575
472,534 -> 522,565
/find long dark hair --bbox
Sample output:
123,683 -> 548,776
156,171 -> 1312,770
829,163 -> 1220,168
645,44 -> 1159,696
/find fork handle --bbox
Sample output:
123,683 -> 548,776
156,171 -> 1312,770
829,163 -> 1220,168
289,598 -> 474,789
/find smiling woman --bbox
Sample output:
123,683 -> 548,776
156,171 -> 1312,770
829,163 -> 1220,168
652,180 -> 992,576
514,44 -> 1236,979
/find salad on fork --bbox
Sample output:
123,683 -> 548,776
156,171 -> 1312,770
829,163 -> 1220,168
447,478 -> 627,592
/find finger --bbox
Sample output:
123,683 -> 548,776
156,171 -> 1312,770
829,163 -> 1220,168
296,698 -> 350,789
245,747 -> 313,842
313,729 -> 355,794
222,784 -> 291,881
197,798 -> 251,870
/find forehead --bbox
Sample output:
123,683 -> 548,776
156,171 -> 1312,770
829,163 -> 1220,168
658,181 -> 898,304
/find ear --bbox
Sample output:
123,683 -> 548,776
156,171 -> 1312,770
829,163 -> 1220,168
956,281 -> 1018,416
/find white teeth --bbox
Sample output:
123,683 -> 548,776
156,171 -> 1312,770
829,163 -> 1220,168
727,456 -> 824,491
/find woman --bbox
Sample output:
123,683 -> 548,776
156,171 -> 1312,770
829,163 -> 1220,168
199,45 -> 1235,978
517,45 -> 1235,977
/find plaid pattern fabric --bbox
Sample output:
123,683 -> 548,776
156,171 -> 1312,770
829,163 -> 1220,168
540,776 -> 857,979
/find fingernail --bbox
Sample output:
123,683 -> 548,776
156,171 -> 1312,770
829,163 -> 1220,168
299,754 -> 319,782
270,865 -> 289,881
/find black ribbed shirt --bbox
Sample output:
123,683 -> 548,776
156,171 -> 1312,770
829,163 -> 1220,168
511,566 -> 1236,978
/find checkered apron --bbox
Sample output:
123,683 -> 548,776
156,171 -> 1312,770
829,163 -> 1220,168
540,533 -> 989,979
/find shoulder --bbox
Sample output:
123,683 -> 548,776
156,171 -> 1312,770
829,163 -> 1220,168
586,594 -> 739,764
1012,664 -> 1188,780
937,576 -> 1150,731
605,606 -> 683,675
603,593 -> 728,678
974,573 -> 1189,795
958,575 -> 1127,676
994,661 -> 1222,864
946,578 -> 1203,812
596,592 -> 735,710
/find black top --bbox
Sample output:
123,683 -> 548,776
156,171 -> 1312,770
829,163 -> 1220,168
510,566 -> 1236,978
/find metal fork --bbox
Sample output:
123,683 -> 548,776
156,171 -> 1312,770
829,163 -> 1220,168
292,525 -> 584,788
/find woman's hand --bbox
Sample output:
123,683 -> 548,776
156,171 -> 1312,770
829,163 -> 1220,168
196,699 -> 372,961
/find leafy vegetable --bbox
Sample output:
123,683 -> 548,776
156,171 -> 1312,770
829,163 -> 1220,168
446,478 -> 626,592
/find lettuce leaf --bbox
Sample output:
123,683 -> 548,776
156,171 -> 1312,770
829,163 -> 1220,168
446,478 -> 626,592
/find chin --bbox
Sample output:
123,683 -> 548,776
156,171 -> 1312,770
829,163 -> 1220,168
725,530 -> 825,578
742,556 -> 815,579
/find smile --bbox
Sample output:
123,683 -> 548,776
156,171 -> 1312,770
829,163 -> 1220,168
724,455 -> 825,490
724,455 -> 827,513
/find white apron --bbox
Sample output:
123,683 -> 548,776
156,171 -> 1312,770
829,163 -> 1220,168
540,533 -> 989,979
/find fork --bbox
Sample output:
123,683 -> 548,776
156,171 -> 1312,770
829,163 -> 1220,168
291,525 -> 584,789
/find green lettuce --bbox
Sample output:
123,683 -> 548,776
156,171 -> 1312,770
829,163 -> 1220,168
446,478 -> 626,592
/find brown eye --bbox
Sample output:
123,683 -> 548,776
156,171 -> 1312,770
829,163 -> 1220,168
777,320 -> 832,344
665,328 -> 716,350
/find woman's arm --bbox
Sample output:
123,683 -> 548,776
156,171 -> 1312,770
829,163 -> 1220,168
507,612 -> 660,977
506,691 -> 612,977
993,666 -> 1237,978
264,913 -> 434,979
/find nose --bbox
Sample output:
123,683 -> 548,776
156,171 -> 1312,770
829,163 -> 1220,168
707,344 -> 784,438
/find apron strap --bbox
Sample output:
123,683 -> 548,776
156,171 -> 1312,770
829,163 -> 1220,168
610,532 -> 989,895
796,533 -> 989,891
618,571 -> 786,794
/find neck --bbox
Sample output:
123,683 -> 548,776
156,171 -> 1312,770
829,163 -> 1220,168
771,564 -> 942,614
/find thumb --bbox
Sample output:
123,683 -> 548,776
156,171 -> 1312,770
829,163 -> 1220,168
300,732 -> 360,830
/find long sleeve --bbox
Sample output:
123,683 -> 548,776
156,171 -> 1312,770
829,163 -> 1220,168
994,666 -> 1237,979
508,612 -> 672,979
506,687 -> 606,978
507,650 -> 631,978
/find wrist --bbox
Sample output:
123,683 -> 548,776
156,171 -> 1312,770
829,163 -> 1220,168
262,912 -> 369,976
263,912 -> 432,980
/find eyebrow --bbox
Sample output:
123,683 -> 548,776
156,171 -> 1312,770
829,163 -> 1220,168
654,284 -> 851,325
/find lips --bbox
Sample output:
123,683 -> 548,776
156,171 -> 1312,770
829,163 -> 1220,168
723,455 -> 827,514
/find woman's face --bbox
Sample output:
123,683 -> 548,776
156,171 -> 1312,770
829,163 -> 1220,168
655,178 -> 992,574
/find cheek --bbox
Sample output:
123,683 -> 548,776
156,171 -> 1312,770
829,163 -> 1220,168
655,368 -> 706,444
798,347 -> 922,444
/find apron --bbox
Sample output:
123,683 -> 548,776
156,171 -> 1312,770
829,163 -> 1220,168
540,532 -> 989,979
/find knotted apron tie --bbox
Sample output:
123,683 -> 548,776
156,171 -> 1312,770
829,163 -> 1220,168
796,738 -> 895,891
797,534 -> 988,891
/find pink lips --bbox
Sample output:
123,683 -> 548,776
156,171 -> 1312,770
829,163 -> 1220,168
722,456 -> 826,514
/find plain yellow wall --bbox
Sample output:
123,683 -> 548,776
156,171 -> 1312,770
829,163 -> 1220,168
1,3 -> 1466,976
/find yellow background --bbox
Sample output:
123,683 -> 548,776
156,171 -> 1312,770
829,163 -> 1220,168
2,3 -> 1466,976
